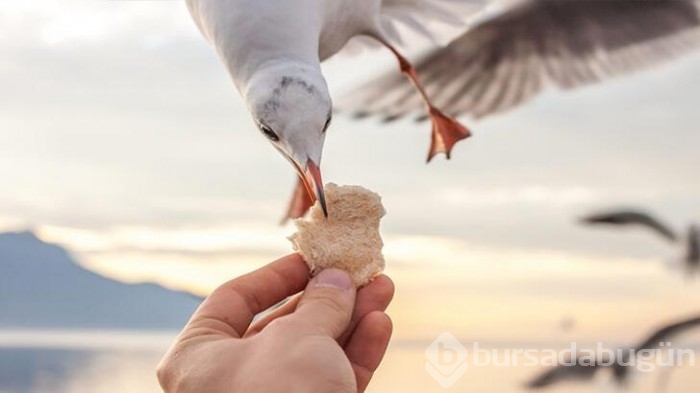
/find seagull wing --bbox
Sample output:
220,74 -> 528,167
377,0 -> 483,45
633,315 -> 700,353
338,0 -> 700,121
524,359 -> 601,389
340,0 -> 485,56
580,210 -> 679,242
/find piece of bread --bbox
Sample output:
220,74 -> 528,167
289,183 -> 386,287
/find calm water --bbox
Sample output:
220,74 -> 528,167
0,331 -> 698,393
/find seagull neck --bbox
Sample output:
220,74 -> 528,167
226,47 -> 322,92
216,21 -> 323,94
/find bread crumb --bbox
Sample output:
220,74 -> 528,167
289,183 -> 385,287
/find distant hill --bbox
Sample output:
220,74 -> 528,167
0,231 -> 202,329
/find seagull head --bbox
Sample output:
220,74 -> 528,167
244,63 -> 332,216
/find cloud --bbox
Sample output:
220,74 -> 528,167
1,0 -> 700,300
0,1 -> 197,45
27,222 -> 667,298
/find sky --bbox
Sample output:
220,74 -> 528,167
1,1 -> 700,342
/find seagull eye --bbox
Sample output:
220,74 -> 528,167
259,124 -> 280,142
323,116 -> 332,133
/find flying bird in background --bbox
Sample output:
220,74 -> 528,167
524,353 -> 615,390
581,210 -> 678,242
581,209 -> 700,277
525,314 -> 700,390
186,0 -> 700,220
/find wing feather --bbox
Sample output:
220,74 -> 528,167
633,315 -> 700,353
338,0 -> 700,120
378,0 -> 483,46
580,209 -> 679,242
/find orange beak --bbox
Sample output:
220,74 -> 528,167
305,159 -> 327,217
274,145 -> 328,218
287,156 -> 327,218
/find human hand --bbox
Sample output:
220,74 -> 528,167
157,254 -> 394,393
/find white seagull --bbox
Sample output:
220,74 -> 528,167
185,0 -> 700,220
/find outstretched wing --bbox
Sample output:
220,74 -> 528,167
338,0 -> 700,121
633,315 -> 700,353
339,0 -> 486,56
524,358 -> 603,389
580,210 -> 679,242
378,0 -> 475,44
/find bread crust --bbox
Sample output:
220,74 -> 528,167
289,183 -> 386,286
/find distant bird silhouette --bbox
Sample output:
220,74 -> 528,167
581,210 -> 677,242
525,315 -> 700,390
685,225 -> 699,275
524,353 -> 615,390
580,209 -> 700,277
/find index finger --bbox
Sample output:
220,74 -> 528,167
187,254 -> 310,338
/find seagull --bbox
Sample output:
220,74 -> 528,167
186,0 -> 700,220
580,209 -> 700,277
525,314 -> 700,390
524,353 -> 615,390
581,210 -> 678,242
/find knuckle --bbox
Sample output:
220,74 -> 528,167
156,347 -> 189,392
156,361 -> 176,391
310,292 -> 349,318
263,314 -> 295,332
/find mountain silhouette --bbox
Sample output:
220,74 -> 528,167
0,231 -> 201,329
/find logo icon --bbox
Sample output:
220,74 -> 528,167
425,332 -> 469,388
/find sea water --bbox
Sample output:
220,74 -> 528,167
0,331 -> 697,393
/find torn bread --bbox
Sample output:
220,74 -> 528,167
289,183 -> 386,287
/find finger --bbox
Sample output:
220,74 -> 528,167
289,269 -> 356,338
187,254 -> 309,338
248,274 -> 393,338
344,311 -> 393,393
243,294 -> 301,337
338,275 -> 394,346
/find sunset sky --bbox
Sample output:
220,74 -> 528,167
2,1 -> 700,343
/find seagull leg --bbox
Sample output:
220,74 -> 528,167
281,178 -> 315,224
386,45 -> 472,162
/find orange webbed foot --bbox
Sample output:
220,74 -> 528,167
427,107 -> 471,162
281,178 -> 315,224
385,45 -> 473,163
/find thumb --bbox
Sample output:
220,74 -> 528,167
290,268 -> 356,338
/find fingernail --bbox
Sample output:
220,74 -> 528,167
313,269 -> 352,291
